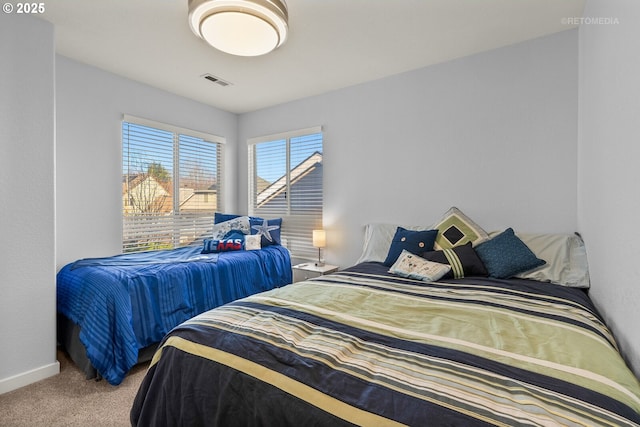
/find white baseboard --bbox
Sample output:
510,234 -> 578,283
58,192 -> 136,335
0,361 -> 60,394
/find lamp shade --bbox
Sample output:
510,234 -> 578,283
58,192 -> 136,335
312,229 -> 326,248
188,0 -> 288,57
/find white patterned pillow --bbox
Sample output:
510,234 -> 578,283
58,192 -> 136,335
245,235 -> 262,251
389,250 -> 451,282
212,216 -> 250,239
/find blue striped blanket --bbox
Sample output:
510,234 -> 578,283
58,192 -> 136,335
57,245 -> 292,385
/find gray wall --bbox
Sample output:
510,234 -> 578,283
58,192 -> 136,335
578,0 -> 640,377
239,30 -> 579,267
0,14 -> 58,392
55,56 -> 239,269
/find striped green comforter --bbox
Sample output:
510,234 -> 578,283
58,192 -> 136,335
131,263 -> 640,426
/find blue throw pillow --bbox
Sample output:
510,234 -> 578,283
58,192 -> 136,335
383,227 -> 438,267
474,228 -> 546,279
214,213 -> 240,224
250,217 -> 282,246
202,236 -> 245,254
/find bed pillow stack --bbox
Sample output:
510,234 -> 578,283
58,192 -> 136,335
367,206 -> 583,284
213,213 -> 282,245
428,207 -> 548,280
203,213 -> 283,254
380,207 -> 493,281
418,207 -> 492,280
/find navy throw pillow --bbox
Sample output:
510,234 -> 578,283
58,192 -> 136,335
214,213 -> 240,224
202,236 -> 245,254
474,228 -> 546,279
250,217 -> 282,246
383,227 -> 438,267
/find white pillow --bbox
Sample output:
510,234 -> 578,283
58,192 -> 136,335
356,223 -> 434,264
487,231 -> 590,288
245,234 -> 262,251
211,216 -> 250,239
389,250 -> 451,282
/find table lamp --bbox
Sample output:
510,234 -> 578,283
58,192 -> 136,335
312,229 -> 326,267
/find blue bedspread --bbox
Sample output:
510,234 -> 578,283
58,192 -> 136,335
57,245 -> 292,385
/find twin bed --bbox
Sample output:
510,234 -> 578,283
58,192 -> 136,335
56,215 -> 292,385
58,208 -> 640,425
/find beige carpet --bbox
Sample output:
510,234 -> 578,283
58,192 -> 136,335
0,349 -> 149,427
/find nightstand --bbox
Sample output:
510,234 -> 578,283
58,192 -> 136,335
292,263 -> 339,282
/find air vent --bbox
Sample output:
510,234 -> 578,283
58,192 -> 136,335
202,73 -> 232,87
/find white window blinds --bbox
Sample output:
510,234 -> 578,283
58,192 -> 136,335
248,127 -> 323,259
122,116 -> 224,253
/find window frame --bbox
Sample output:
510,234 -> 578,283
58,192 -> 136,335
248,126 -> 323,259
122,114 -> 225,253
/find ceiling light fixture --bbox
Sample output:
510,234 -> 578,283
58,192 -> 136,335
188,0 -> 288,57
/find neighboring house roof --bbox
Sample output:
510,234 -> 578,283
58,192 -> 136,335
124,173 -> 222,214
256,151 -> 322,207
179,189 -> 218,212
122,173 -> 173,214
255,176 -> 270,194
122,173 -> 172,195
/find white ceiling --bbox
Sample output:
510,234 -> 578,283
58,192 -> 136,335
42,0 -> 585,114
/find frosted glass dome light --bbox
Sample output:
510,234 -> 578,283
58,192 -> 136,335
188,0 -> 288,57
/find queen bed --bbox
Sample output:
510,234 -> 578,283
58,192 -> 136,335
130,210 -> 640,426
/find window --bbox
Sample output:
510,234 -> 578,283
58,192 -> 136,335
248,127 -> 323,259
122,115 -> 224,253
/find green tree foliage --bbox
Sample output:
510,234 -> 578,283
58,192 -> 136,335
147,162 -> 170,183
